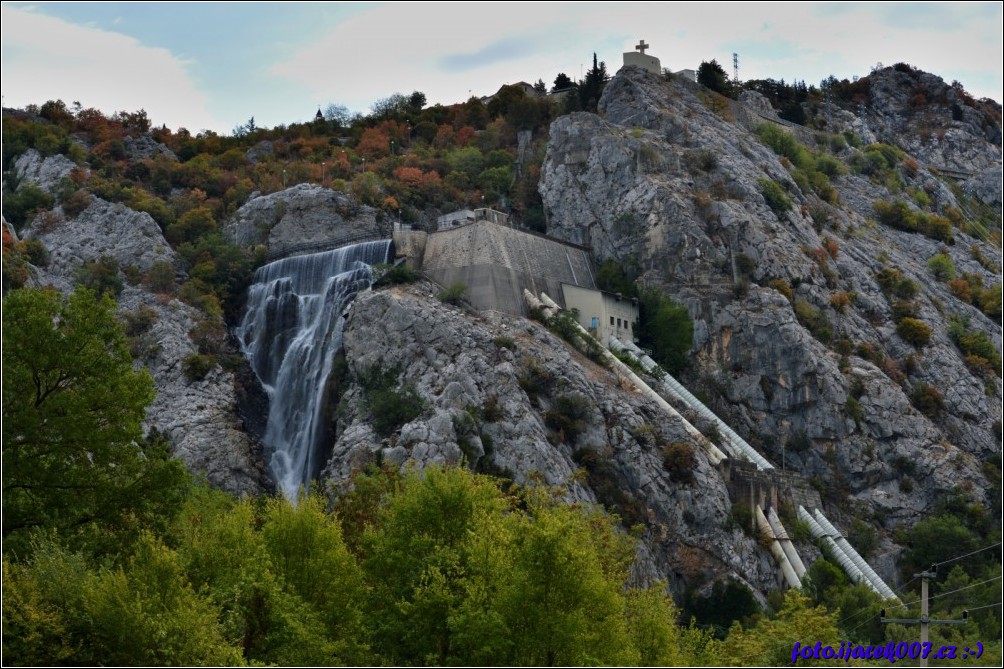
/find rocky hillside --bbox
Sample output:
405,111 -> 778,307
539,65 -> 1001,533
13,149 -> 268,496
323,281 -> 782,597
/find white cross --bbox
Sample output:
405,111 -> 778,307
636,40 -> 649,54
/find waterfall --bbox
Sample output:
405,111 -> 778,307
237,240 -> 392,499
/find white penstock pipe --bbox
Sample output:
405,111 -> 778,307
798,505 -> 876,593
523,289 -> 555,319
756,505 -> 802,589
609,336 -> 773,470
537,293 -> 727,465
813,509 -> 899,602
767,506 -> 807,578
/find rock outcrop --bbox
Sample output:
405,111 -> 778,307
14,148 -> 81,194
539,65 -> 1001,533
224,184 -> 387,249
325,282 -> 781,595
26,197 -> 268,495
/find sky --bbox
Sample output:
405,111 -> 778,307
2,2 -> 1001,135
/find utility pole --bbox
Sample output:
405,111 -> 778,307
732,52 -> 740,89
881,567 -> 969,668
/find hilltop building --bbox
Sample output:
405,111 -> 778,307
622,39 -> 661,75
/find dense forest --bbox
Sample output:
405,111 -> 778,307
3,56 -> 1002,665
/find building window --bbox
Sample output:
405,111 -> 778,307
610,316 -> 615,326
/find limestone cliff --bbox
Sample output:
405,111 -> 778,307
21,183 -> 268,495
539,66 -> 1001,534
324,281 -> 783,596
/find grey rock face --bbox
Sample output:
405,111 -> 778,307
14,149 -> 81,194
323,283 -> 780,596
539,66 -> 1001,533
26,198 -> 267,495
123,134 -> 177,162
28,197 -> 177,276
223,184 -> 386,248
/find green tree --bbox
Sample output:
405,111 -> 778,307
579,52 -> 610,112
638,288 -> 694,374
698,59 -> 732,96
2,287 -> 187,556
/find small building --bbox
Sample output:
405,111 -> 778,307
436,207 -> 510,231
674,69 -> 697,83
561,283 -> 639,344
622,39 -> 661,76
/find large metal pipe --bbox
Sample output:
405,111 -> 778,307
536,294 -> 727,464
798,505 -> 876,592
767,506 -> 807,578
813,509 -> 899,602
756,505 -> 802,588
609,337 -> 773,470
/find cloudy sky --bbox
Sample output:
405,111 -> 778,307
2,2 -> 1001,134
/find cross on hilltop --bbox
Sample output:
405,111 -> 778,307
635,39 -> 649,54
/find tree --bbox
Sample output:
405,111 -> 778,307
324,103 -> 352,128
553,72 -> 574,92
532,79 -> 547,94
2,287 -> 187,556
579,53 -> 610,112
638,288 -> 694,374
698,59 -> 731,96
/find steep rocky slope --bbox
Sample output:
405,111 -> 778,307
539,66 -> 1001,532
323,281 -> 782,596
16,152 -> 268,495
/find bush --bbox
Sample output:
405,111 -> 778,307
768,278 -> 794,302
794,298 -> 832,343
373,262 -> 419,286
2,183 -> 54,230
544,393 -> 592,445
926,253 -> 956,281
143,261 -> 177,294
910,383 -> 944,417
661,443 -> 695,484
637,289 -> 694,375
758,178 -> 792,216
829,291 -> 853,313
896,317 -> 932,347
948,315 -> 1002,376
61,188 -> 93,218
437,281 -> 467,305
182,353 -> 216,382
359,365 -> 426,437
75,256 -> 123,297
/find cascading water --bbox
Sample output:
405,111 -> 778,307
237,240 -> 392,499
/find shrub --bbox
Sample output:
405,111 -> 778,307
794,298 -> 832,343
829,291 -> 853,313
143,261 -> 177,294
437,281 -> 467,305
517,360 -> 555,404
845,397 -> 864,427
544,393 -> 592,445
359,365 -> 426,437
926,253 -> 956,281
2,183 -> 54,230
758,178 -> 792,216
948,315 -> 1002,376
910,383 -> 944,417
123,306 -> 158,337
637,289 -> 694,375
661,443 -> 695,484
373,262 -> 419,286
480,394 -> 503,422
182,353 -> 216,382
61,188 -> 92,218
492,335 -> 516,351
75,256 -> 123,297
768,278 -> 794,302
896,318 -> 932,347
786,431 -> 812,453
735,253 -> 756,278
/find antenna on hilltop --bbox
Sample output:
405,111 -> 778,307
732,52 -> 740,88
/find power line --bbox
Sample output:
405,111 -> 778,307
965,602 -> 1002,613
933,542 -> 1002,568
886,575 -> 1003,611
